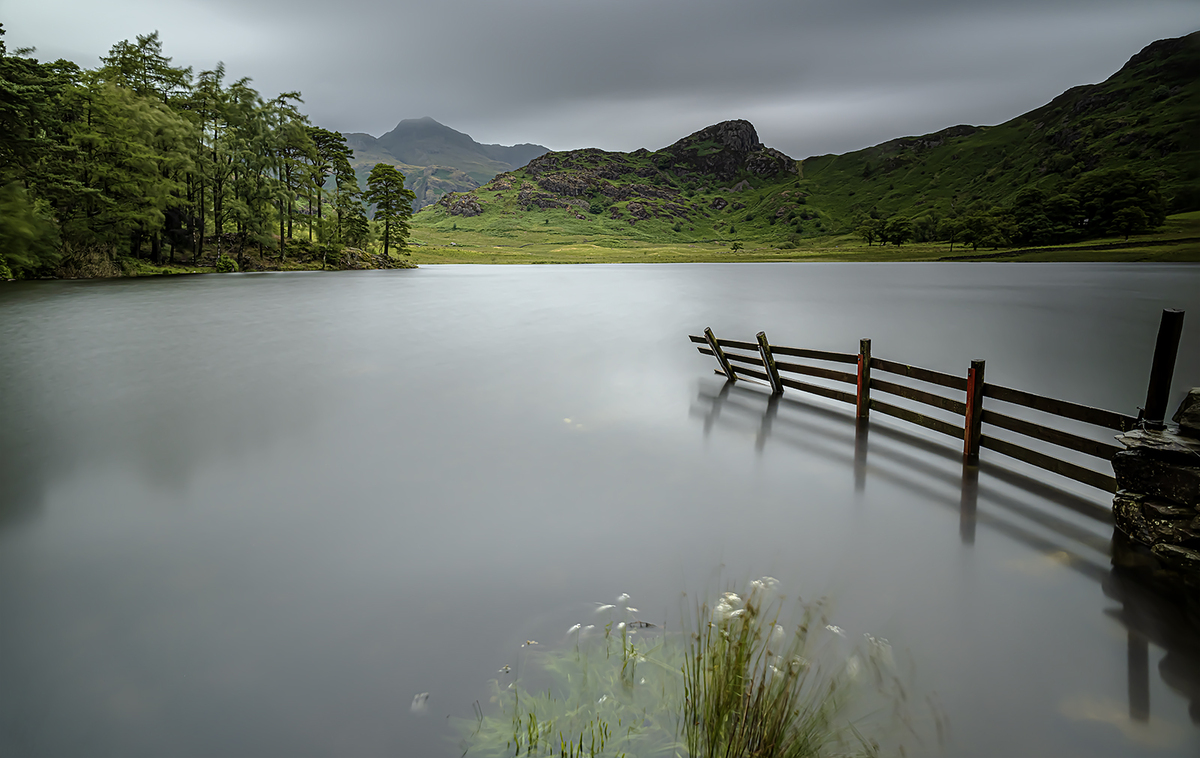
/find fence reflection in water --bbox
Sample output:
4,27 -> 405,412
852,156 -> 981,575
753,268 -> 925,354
689,380 -> 1200,728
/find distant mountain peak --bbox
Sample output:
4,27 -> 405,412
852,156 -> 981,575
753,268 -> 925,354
340,117 -> 550,210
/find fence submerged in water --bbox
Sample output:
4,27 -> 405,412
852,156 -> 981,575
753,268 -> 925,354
689,309 -> 1186,496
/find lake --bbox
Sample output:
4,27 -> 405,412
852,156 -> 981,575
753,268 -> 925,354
1,263 -> 1199,757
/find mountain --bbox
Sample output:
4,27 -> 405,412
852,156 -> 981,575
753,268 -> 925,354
413,31 -> 1198,246
799,30 -> 1199,226
425,119 -> 799,231
344,117 -> 549,209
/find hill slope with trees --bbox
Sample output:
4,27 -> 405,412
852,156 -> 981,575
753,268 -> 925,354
412,31 -> 1198,253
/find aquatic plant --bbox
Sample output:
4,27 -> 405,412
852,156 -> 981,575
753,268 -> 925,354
682,579 -> 882,758
457,582 -> 920,758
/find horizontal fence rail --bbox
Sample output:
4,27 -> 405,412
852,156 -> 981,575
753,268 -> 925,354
687,323 -> 1171,496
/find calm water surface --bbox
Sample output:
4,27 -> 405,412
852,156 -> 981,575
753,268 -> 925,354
1,264 -> 1199,757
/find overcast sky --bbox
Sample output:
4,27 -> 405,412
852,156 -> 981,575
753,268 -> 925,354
4,0 -> 1196,158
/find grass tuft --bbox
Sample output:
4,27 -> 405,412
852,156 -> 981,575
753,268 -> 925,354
457,580 -> 929,758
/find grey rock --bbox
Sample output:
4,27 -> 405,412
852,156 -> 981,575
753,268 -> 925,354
1113,491 -> 1200,549
439,193 -> 484,217
1152,543 -> 1200,572
1113,448 -> 1200,507
1173,387 -> 1200,437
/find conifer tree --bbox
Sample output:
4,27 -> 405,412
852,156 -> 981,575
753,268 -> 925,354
363,163 -> 414,259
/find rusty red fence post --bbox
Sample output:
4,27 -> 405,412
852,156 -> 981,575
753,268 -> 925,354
963,359 -> 986,463
856,338 -> 872,420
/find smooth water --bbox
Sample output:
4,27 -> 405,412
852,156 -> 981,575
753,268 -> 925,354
1,264 -> 1198,757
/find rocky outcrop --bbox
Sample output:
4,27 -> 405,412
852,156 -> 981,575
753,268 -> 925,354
439,192 -> 484,217
1113,390 -> 1200,585
660,120 -> 798,181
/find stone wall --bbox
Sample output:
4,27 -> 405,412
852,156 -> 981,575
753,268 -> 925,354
1112,388 -> 1200,583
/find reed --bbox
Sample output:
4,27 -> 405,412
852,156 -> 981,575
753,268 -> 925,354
682,580 -> 881,758
457,581 -> 920,758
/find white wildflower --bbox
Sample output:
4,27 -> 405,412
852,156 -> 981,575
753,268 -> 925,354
845,654 -> 863,680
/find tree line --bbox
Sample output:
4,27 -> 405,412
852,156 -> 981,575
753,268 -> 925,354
855,167 -> 1167,251
0,26 -> 414,278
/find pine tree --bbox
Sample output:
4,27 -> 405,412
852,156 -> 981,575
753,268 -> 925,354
363,163 -> 414,259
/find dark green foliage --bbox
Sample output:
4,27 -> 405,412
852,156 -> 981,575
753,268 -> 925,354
1071,167 -> 1166,235
364,163 -> 414,257
881,217 -> 911,246
0,23 -> 378,275
0,181 -> 59,275
1112,206 -> 1150,240
856,218 -> 881,246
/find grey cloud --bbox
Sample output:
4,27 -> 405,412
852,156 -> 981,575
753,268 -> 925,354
7,0 -> 1197,158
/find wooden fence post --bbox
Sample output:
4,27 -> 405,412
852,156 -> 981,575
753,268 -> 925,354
704,327 -> 737,382
856,338 -> 872,420
963,359 -> 986,463
756,331 -> 783,395
1142,308 -> 1185,430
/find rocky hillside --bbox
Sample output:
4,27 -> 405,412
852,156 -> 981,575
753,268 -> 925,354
343,117 -> 548,209
430,119 -> 798,228
413,31 -> 1197,245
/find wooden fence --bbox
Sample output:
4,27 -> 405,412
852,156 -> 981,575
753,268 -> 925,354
689,309 -> 1186,495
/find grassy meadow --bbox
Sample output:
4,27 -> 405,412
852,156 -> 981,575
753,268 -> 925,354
406,210 -> 1200,264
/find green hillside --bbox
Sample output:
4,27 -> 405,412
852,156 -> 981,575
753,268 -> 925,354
411,31 -> 1199,250
801,31 -> 1199,227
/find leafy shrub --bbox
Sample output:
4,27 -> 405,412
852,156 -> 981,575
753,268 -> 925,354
215,256 -> 238,273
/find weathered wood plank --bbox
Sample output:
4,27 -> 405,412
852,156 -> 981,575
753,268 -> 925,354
725,352 -> 765,368
870,377 -> 967,415
689,334 -> 707,345
982,383 -> 1137,431
767,345 -> 858,365
870,358 -> 969,391
780,376 -> 857,405
734,365 -> 773,384
980,409 -> 1123,460
980,435 -> 1117,492
775,360 -> 858,385
869,398 -> 965,440
715,338 -> 760,351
